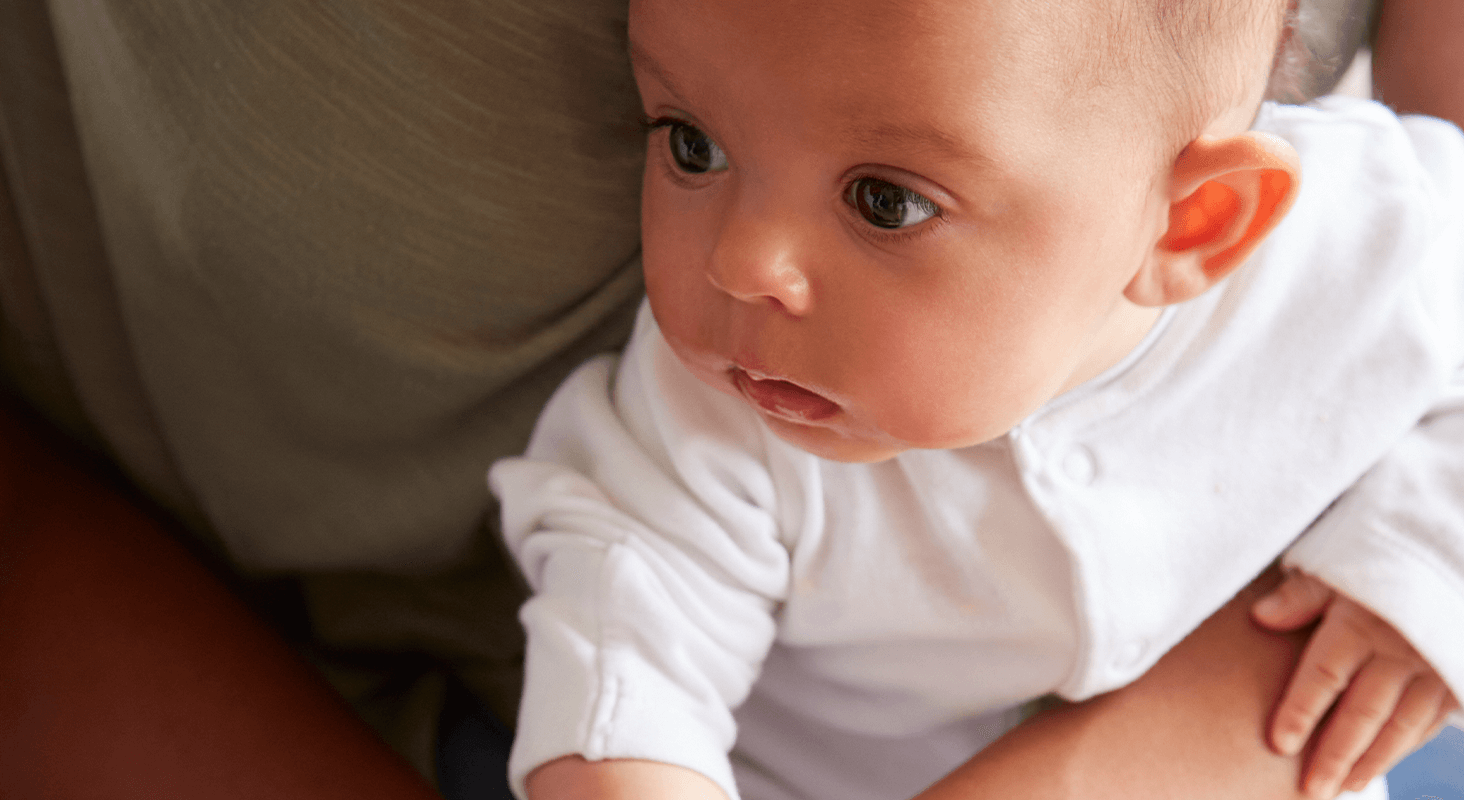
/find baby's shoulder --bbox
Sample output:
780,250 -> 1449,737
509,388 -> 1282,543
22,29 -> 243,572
1252,98 -> 1464,346
1259,97 -> 1464,198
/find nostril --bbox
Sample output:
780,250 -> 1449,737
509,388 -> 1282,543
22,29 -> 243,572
706,269 -> 804,315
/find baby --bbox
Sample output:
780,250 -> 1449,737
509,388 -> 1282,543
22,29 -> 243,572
490,0 -> 1464,798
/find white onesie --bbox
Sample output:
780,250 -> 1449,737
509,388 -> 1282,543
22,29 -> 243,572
490,97 -> 1464,800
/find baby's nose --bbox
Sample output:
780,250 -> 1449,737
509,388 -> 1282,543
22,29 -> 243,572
705,213 -> 812,316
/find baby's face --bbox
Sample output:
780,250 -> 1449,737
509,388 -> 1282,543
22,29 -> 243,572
632,0 -> 1172,462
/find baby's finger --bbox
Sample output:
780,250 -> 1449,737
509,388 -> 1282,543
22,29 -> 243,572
1253,570 -> 1333,631
1417,696 -> 1460,755
1342,674 -> 1452,793
1272,624 -> 1371,756
1302,658 -> 1413,798
1426,699 -> 1460,743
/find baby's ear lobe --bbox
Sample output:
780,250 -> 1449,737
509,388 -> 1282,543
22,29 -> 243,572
1126,132 -> 1300,307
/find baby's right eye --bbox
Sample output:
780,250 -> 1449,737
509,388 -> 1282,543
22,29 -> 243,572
665,122 -> 728,174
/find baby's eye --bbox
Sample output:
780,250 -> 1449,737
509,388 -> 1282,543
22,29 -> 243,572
846,177 -> 939,229
667,122 -> 728,174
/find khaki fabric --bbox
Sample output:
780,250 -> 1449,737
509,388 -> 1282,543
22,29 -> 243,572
0,0 -> 644,778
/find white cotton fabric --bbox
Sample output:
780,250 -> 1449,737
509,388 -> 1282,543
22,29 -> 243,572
490,97 -> 1464,800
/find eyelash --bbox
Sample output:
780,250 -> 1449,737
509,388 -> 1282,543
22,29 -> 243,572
641,115 -> 946,245
642,114 -> 679,133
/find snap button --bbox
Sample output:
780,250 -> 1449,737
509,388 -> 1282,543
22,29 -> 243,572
1113,639 -> 1147,671
1061,445 -> 1098,485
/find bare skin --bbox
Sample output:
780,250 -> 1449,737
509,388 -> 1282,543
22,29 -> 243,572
1253,572 -> 1458,797
1371,0 -> 1464,127
0,400 -> 439,800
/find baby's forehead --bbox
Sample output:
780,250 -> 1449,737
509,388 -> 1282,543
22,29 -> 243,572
632,0 -> 1097,98
639,1 -> 1167,122
632,0 -> 1195,105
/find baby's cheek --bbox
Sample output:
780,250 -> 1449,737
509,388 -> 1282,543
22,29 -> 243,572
856,361 -> 1006,449
877,322 -> 1041,445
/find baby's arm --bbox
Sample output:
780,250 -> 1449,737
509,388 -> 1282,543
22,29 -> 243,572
526,756 -> 729,800
1252,571 -> 1459,798
493,318 -> 791,800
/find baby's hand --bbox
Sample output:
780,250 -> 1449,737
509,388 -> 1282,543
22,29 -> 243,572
1251,570 -> 1459,799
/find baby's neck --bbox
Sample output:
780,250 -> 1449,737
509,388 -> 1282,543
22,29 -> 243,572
1057,300 -> 1165,395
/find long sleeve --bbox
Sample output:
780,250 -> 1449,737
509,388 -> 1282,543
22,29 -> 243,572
489,307 -> 792,800
1283,111 -> 1464,704
1286,380 -> 1464,702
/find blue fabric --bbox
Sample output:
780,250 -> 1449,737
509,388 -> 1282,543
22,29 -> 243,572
1389,726 -> 1464,800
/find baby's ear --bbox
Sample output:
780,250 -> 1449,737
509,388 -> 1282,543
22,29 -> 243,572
1127,132 -> 1300,307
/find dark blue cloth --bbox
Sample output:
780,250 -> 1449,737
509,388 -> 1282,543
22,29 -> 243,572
436,678 -> 515,800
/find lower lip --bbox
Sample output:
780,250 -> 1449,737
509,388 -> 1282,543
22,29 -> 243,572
732,369 -> 840,423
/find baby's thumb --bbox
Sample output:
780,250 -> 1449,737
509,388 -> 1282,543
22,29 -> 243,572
1251,570 -> 1332,630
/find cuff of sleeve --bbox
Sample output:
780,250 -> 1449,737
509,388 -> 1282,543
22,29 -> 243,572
507,544 -> 741,800
1284,520 -> 1464,705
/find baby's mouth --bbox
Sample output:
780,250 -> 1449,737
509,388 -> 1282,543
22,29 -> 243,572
731,368 -> 840,423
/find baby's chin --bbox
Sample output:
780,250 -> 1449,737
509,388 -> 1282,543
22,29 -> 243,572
774,414 -> 1021,463
759,414 -> 910,464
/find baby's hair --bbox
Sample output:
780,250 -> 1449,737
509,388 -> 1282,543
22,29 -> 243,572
1064,0 -> 1374,169
1074,0 -> 1374,169
1069,0 -> 1290,159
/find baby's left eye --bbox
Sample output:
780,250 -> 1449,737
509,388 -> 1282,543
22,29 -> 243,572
846,177 -> 939,229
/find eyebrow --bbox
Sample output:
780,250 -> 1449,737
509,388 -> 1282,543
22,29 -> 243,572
842,122 -> 996,170
629,38 -> 994,171
628,38 -> 690,106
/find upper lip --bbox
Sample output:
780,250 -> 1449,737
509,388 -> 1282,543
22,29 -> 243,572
731,362 -> 816,393
729,363 -> 842,422
735,363 -> 787,384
